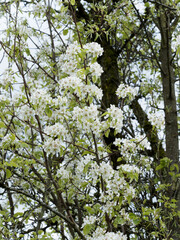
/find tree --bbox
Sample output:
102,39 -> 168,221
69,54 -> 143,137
0,0 -> 180,239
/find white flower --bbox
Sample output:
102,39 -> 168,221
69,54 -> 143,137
119,164 -> 140,174
120,208 -> 130,222
116,83 -> 138,101
66,42 -> 81,57
125,186 -> 136,198
135,134 -> 151,150
31,89 -> 52,106
60,59 -> 78,75
57,167 -> 70,179
44,123 -> 68,139
19,105 -> 35,121
98,162 -> 114,180
104,105 -> 123,133
174,35 -> 180,48
43,138 -> 63,155
85,85 -> 103,100
89,62 -> 103,78
0,69 -> 16,87
60,76 -> 83,90
84,42 -> 104,57
1,133 -> 19,149
87,228 -> 127,240
72,104 -> 101,135
76,154 -> 94,173
148,112 -> 164,129
82,215 -> 97,228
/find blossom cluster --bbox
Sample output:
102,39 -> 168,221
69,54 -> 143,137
30,89 -> 51,107
119,164 -> 140,174
0,69 -> 16,88
87,160 -> 136,214
84,42 -> 104,57
104,105 -> 123,133
89,62 -> 103,78
44,123 -> 68,139
72,104 -> 102,135
87,227 -> 127,240
148,112 -> 164,129
19,104 -> 35,121
116,83 -> 138,101
60,41 -> 103,77
114,135 -> 150,159
0,39 -> 152,240
60,76 -> 103,100
0,133 -> 18,149
56,166 -> 71,179
82,215 -> 97,228
43,138 -> 63,156
59,42 -> 104,102
174,35 -> 180,48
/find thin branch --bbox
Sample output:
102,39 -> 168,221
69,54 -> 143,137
130,0 -> 164,74
0,182 -> 86,240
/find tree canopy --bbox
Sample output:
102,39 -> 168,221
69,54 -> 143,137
0,0 -> 180,239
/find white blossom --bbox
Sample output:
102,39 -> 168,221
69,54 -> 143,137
44,123 -> 68,139
84,85 -> 103,100
98,162 -> 114,180
116,83 -> 138,101
82,215 -> 97,227
87,228 -> 127,240
84,42 -> 104,57
148,112 -> 164,129
89,62 -> 103,78
119,164 -> 140,174
43,138 -> 63,155
135,134 -> 151,150
56,167 -> 70,179
19,105 -> 35,121
72,104 -> 102,135
0,69 -> 16,87
31,89 -> 52,106
104,105 -> 123,133
174,35 -> 180,48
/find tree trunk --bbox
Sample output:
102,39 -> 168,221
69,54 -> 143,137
158,7 -> 180,239
98,36 -> 121,169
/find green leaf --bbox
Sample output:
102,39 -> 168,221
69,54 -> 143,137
14,212 -> 23,217
10,134 -> 16,141
177,46 -> 180,56
6,169 -> 12,179
83,224 -> 93,235
19,141 -> 29,148
45,107 -> 52,118
117,157 -> 123,162
77,86 -> 81,96
5,161 -> 18,168
25,48 -> 30,56
63,29 -> 68,35
114,216 -> 126,225
70,0 -> 75,5
0,122 -> 5,128
84,206 -> 94,214
104,128 -> 110,138
93,203 -> 101,213
156,157 -> 171,170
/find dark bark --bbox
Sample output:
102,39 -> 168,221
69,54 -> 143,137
158,5 -> 180,239
98,36 -> 121,169
159,10 -> 179,165
130,98 -> 165,159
